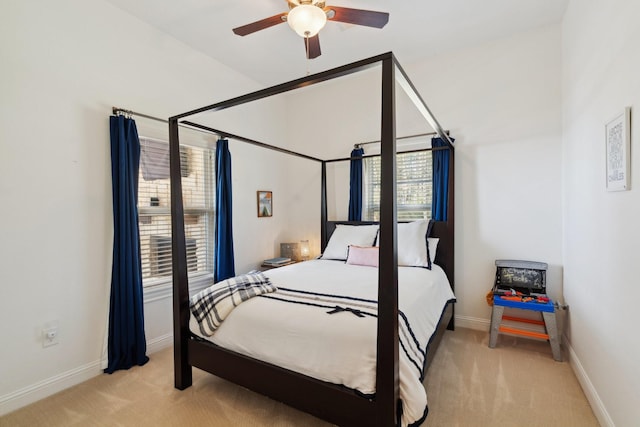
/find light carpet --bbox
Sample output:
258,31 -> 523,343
0,328 -> 598,426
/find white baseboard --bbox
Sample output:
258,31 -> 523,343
454,315 -> 490,331
1,333 -> 174,417
147,333 -> 173,354
564,337 -> 614,427
0,359 -> 102,416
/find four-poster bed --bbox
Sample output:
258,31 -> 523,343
168,52 -> 455,426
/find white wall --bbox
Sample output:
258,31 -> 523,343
562,1 -> 640,425
0,0 -> 318,414
407,25 -> 564,328
230,141 -> 322,269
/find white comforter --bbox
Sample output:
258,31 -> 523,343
189,259 -> 455,426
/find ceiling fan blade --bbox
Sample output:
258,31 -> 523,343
326,6 -> 389,28
305,35 -> 321,59
232,13 -> 287,36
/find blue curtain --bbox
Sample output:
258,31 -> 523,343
348,147 -> 364,221
214,139 -> 235,282
106,115 -> 149,374
431,137 -> 454,221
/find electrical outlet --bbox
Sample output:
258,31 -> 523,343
42,324 -> 59,348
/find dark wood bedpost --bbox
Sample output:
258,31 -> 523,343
320,161 -> 328,252
169,117 -> 193,389
376,54 -> 400,427
446,143 -> 455,330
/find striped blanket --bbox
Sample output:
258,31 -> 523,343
190,271 -> 277,336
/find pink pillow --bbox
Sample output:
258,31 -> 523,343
346,245 -> 379,267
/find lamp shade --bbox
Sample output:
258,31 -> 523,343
300,240 -> 310,260
287,5 -> 327,38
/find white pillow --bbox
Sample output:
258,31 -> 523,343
321,225 -> 379,260
397,220 -> 431,268
427,237 -> 439,265
376,220 -> 432,268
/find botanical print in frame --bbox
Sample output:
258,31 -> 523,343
605,107 -> 631,191
257,191 -> 273,217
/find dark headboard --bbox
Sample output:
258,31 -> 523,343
323,220 -> 454,292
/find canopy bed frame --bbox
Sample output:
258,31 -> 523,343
168,52 -> 455,426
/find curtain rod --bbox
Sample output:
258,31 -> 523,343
326,145 -> 450,164
112,107 -> 168,124
112,107 -> 221,137
354,130 -> 449,148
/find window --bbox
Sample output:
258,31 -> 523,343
137,137 -> 215,288
363,150 -> 432,221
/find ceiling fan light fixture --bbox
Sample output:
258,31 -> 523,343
287,4 -> 327,38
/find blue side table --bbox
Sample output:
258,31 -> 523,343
489,295 -> 562,361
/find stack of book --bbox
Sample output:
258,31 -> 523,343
262,257 -> 293,267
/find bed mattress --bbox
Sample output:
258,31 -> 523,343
189,259 -> 455,426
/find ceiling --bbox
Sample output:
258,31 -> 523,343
105,0 -> 568,87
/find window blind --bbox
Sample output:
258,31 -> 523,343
363,150 -> 433,221
138,137 -> 214,288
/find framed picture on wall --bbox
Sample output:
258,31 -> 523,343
605,107 -> 631,192
257,190 -> 273,217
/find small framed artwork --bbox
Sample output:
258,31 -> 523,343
257,191 -> 273,217
605,107 -> 631,191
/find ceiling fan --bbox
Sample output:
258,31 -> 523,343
232,0 -> 389,59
